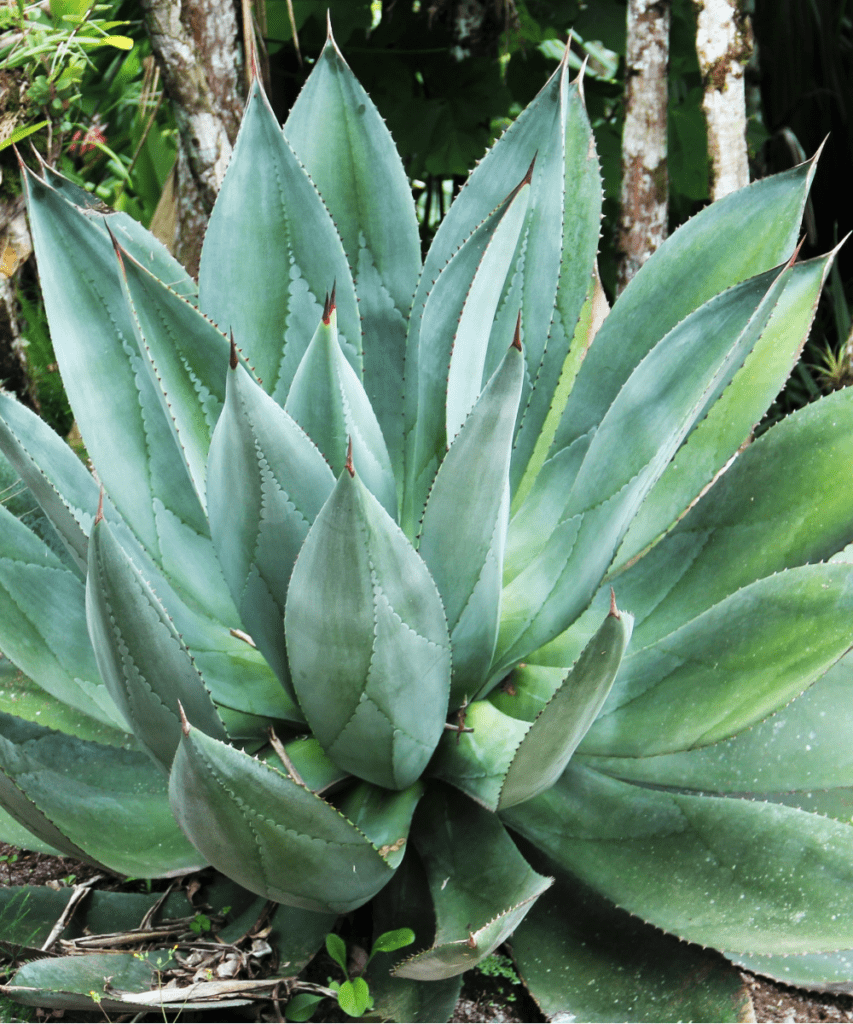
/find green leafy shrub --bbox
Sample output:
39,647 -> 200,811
0,25 -> 852,1023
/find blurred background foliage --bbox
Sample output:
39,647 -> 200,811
0,0 -> 850,436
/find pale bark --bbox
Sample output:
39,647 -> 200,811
140,0 -> 245,275
693,0 -> 752,200
616,0 -> 671,295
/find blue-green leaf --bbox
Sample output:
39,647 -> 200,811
199,79 -> 361,403
86,516 -> 228,772
285,301 -> 396,517
169,722 -> 397,913
207,349 -> 334,701
285,33 -> 421,478
285,466 -> 450,790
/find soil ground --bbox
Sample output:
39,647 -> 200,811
0,844 -> 851,1024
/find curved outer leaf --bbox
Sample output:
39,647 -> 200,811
418,342 -> 524,703
503,763 -> 853,954
285,304 -> 396,517
405,179 -> 531,534
495,258 -> 796,674
499,598 -> 632,806
407,52 -> 601,509
614,250 -> 835,568
621,385 -> 853,651
432,600 -> 632,809
285,467 -> 451,790
115,241 -> 231,512
22,167 -> 209,577
207,353 -> 334,701
0,391 -> 99,576
512,867 -> 754,1024
0,660 -> 126,748
169,722 -> 399,914
393,786 -> 552,980
199,80 -> 361,400
727,949 -> 853,995
578,647 -> 853,797
40,163 -> 197,303
533,383 -> 853,672
550,155 -> 817,459
0,384 -> 286,726
0,504 -> 125,731
85,517 -> 228,773
284,33 -> 421,477
0,713 -> 202,877
579,564 -> 853,757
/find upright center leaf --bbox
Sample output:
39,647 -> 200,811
284,460 -> 451,791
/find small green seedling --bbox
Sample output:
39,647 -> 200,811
285,928 -> 415,1021
188,912 -> 212,935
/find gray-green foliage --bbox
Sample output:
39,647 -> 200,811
0,25 -> 851,1023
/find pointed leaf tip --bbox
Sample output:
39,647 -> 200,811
561,32 -> 573,69
177,700 -> 190,737
512,312 -> 523,351
106,225 -> 125,270
229,331 -> 238,370
345,436 -> 354,477
322,283 -> 337,325
790,235 -> 807,265
522,154 -> 537,187
609,587 -> 620,619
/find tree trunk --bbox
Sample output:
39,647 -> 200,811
140,0 -> 246,276
0,197 -> 37,411
693,0 -> 752,200
616,0 -> 671,294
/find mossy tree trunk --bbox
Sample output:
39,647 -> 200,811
616,0 -> 671,294
694,0 -> 752,200
140,0 -> 247,277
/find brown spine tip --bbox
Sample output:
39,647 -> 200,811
521,154 -> 537,187
466,933 -> 477,950
106,225 -> 125,269
322,283 -> 337,325
789,235 -> 807,267
345,437 -> 355,477
609,587 -> 620,619
177,700 -> 190,737
512,312 -> 523,351
229,331 -> 239,370
95,488 -> 104,525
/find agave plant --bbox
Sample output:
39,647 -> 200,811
1,24 -> 853,1022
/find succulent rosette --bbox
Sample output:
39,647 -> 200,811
1,25 -> 852,1022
